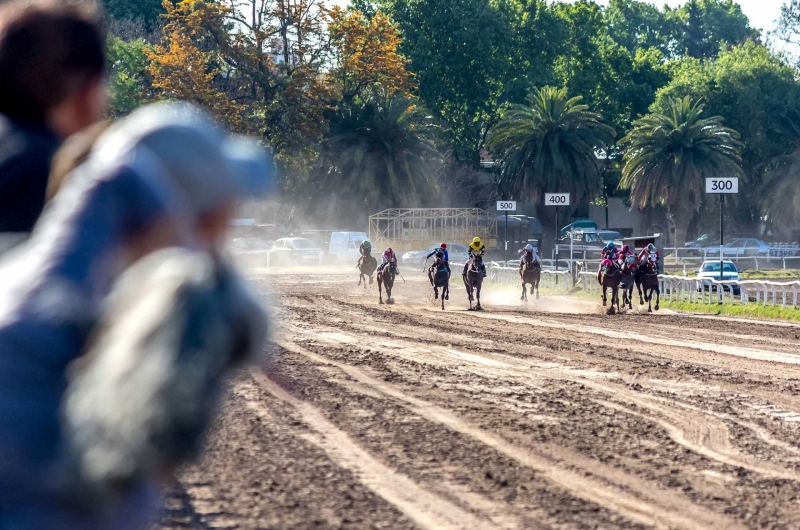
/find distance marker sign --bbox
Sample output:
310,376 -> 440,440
497,201 -> 517,212
545,193 -> 570,206
705,178 -> 738,194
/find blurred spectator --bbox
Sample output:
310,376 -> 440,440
0,102 -> 273,529
0,0 -> 106,249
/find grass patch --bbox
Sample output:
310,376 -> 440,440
658,299 -> 800,321
738,269 -> 800,280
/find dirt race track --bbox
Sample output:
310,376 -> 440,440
157,270 -> 800,529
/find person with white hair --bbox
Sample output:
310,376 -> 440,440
0,102 -> 273,529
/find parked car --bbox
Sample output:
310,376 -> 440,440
327,231 -> 368,263
270,237 -> 326,265
705,238 -> 770,258
685,233 -> 718,255
696,260 -> 741,295
560,219 -> 597,239
401,243 -> 470,267
229,237 -> 273,267
560,231 -> 606,258
595,230 -> 623,246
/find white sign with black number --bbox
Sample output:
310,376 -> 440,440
497,201 -> 517,212
545,193 -> 570,206
705,177 -> 738,194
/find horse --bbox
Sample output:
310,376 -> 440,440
357,254 -> 377,288
597,259 -> 621,315
519,251 -> 541,301
377,261 -> 396,305
637,258 -> 660,312
619,254 -> 639,310
427,252 -> 450,310
463,254 -> 484,311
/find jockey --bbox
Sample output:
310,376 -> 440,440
599,241 -> 619,270
359,239 -> 373,258
638,243 -> 659,271
463,237 -> 487,277
617,244 -> 634,265
519,243 -> 540,267
427,242 -> 450,272
377,247 -> 399,274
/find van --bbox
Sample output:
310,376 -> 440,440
328,231 -> 368,263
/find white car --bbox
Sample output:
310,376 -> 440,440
328,231 -> 368,263
696,260 -> 740,295
402,243 -> 470,267
271,237 -> 325,265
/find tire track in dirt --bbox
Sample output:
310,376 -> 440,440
248,369 -> 499,530
298,325 -> 800,481
275,339 -> 742,530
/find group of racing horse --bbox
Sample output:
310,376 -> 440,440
355,239 -> 661,314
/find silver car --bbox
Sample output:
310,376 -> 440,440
402,243 -> 469,267
705,238 -> 769,257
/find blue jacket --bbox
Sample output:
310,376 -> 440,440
0,157 -> 173,522
427,248 -> 449,261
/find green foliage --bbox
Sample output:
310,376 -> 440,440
665,0 -> 757,59
486,85 -> 616,204
107,36 -> 151,117
659,300 -> 800,321
324,90 -> 441,209
654,42 -> 800,232
620,96 -> 743,245
103,0 -> 165,27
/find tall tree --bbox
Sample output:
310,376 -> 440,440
620,96 -> 743,246
666,0 -> 757,58
323,90 -> 441,211
103,0 -> 165,28
760,112 -> 800,230
486,86 -> 616,250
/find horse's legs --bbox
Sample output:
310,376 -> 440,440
521,281 -> 526,301
475,282 -> 482,310
441,283 -> 447,310
654,287 -> 660,311
602,285 -> 607,306
647,288 -> 652,312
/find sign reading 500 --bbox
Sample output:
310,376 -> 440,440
497,201 -> 517,212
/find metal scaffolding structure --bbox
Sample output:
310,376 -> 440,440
369,208 -> 498,252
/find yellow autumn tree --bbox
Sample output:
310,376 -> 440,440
328,8 -> 413,101
146,0 -> 248,132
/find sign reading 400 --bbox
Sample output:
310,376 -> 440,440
545,193 -> 570,206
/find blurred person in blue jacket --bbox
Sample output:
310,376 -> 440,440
0,0 -> 107,252
0,102 -> 273,529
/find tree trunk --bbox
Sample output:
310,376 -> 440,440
670,203 -> 691,252
535,202 -> 558,258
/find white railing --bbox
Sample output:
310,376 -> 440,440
452,261 -> 573,291
577,269 -> 800,309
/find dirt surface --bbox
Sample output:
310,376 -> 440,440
156,270 -> 800,529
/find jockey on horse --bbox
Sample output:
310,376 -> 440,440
463,237 -> 487,277
357,239 -> 373,267
518,243 -> 540,269
617,244 -> 635,267
599,241 -> 620,272
377,247 -> 400,275
638,243 -> 659,272
427,243 -> 451,273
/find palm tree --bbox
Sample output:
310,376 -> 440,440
326,89 -> 441,210
760,111 -> 800,230
486,86 -> 616,249
620,96 -> 743,247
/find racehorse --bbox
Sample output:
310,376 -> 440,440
357,255 -> 377,288
597,259 -> 621,314
463,254 -> 484,311
637,257 -> 660,312
620,254 -> 639,310
519,251 -> 541,301
427,251 -> 450,310
377,261 -> 396,304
